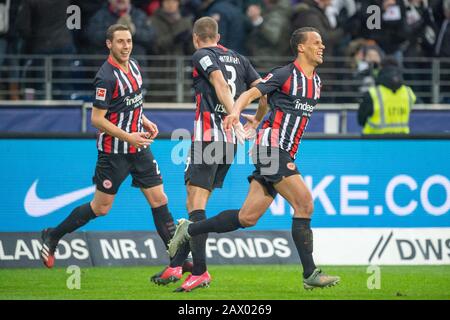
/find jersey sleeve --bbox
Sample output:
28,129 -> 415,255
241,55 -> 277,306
192,49 -> 220,78
255,67 -> 289,95
93,75 -> 114,109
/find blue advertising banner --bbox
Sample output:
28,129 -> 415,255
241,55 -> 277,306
1,138 -> 449,231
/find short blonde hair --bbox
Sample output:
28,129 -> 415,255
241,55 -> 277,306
193,17 -> 218,41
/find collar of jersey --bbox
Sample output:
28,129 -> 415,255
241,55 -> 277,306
108,55 -> 130,74
293,59 -> 316,80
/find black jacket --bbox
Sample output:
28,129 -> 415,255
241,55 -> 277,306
16,0 -> 74,53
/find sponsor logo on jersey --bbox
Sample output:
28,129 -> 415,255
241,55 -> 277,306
294,99 -> 314,112
124,92 -> 143,107
261,73 -> 273,83
199,55 -> 213,71
96,88 -> 107,101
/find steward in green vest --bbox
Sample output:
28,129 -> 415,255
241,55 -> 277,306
358,59 -> 416,134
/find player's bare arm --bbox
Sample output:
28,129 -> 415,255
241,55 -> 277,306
242,96 -> 268,139
142,114 -> 159,139
224,87 -> 263,130
209,69 -> 246,143
91,106 -> 152,148
244,78 -> 269,129
208,69 -> 235,115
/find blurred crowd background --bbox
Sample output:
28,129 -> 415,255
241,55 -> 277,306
0,0 -> 449,103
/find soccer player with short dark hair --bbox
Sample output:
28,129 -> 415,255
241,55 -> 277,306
150,17 -> 265,291
168,27 -> 340,290
39,24 -> 191,273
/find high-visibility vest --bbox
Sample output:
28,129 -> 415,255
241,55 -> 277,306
363,85 -> 415,134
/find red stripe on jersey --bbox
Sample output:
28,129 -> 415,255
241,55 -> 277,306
129,107 -> 141,153
202,111 -> 211,141
290,117 -> 308,158
126,70 -> 138,91
193,67 -> 199,78
217,44 -> 228,52
256,130 -> 264,145
307,78 -> 313,98
104,112 -> 118,153
195,94 -> 201,120
256,120 -> 270,145
270,110 -> 283,147
112,80 -> 119,99
281,75 -> 292,95
272,110 -> 283,129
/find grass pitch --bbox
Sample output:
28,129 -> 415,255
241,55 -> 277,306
0,265 -> 449,300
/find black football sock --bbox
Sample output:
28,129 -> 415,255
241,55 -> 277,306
151,204 -> 175,249
189,209 -> 208,275
291,218 -> 317,278
169,242 -> 191,268
187,209 -> 242,237
50,203 -> 97,242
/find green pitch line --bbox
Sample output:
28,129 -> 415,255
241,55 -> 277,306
0,265 -> 449,300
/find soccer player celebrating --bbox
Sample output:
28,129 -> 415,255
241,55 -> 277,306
168,27 -> 340,290
151,17 -> 265,291
39,24 -> 190,272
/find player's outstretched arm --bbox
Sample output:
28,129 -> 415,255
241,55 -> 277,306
242,94 -> 268,139
91,106 -> 152,148
224,87 -> 262,130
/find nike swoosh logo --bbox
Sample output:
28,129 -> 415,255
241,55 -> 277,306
24,179 -> 96,217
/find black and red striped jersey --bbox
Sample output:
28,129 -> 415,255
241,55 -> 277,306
255,60 -> 321,159
93,56 -> 144,154
192,45 -> 260,143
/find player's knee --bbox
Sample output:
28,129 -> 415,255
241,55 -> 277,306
150,193 -> 168,208
292,198 -> 314,218
92,204 -> 111,216
239,214 -> 258,227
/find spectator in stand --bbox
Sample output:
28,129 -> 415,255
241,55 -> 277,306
0,0 -> 10,68
435,0 -> 450,102
325,0 -> 357,30
245,0 -> 291,68
292,0 -> 345,57
403,0 -> 438,58
16,0 -> 77,99
148,0 -> 195,102
357,0 -> 408,62
151,0 -> 194,55
71,0 -> 104,54
346,39 -> 384,96
0,0 -> 21,100
134,0 -> 161,16
435,0 -> 450,57
199,0 -> 247,54
84,0 -> 155,57
180,0 -> 203,18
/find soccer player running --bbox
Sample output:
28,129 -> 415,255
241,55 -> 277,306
39,24 -> 191,272
168,27 -> 340,290
151,17 -> 265,291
